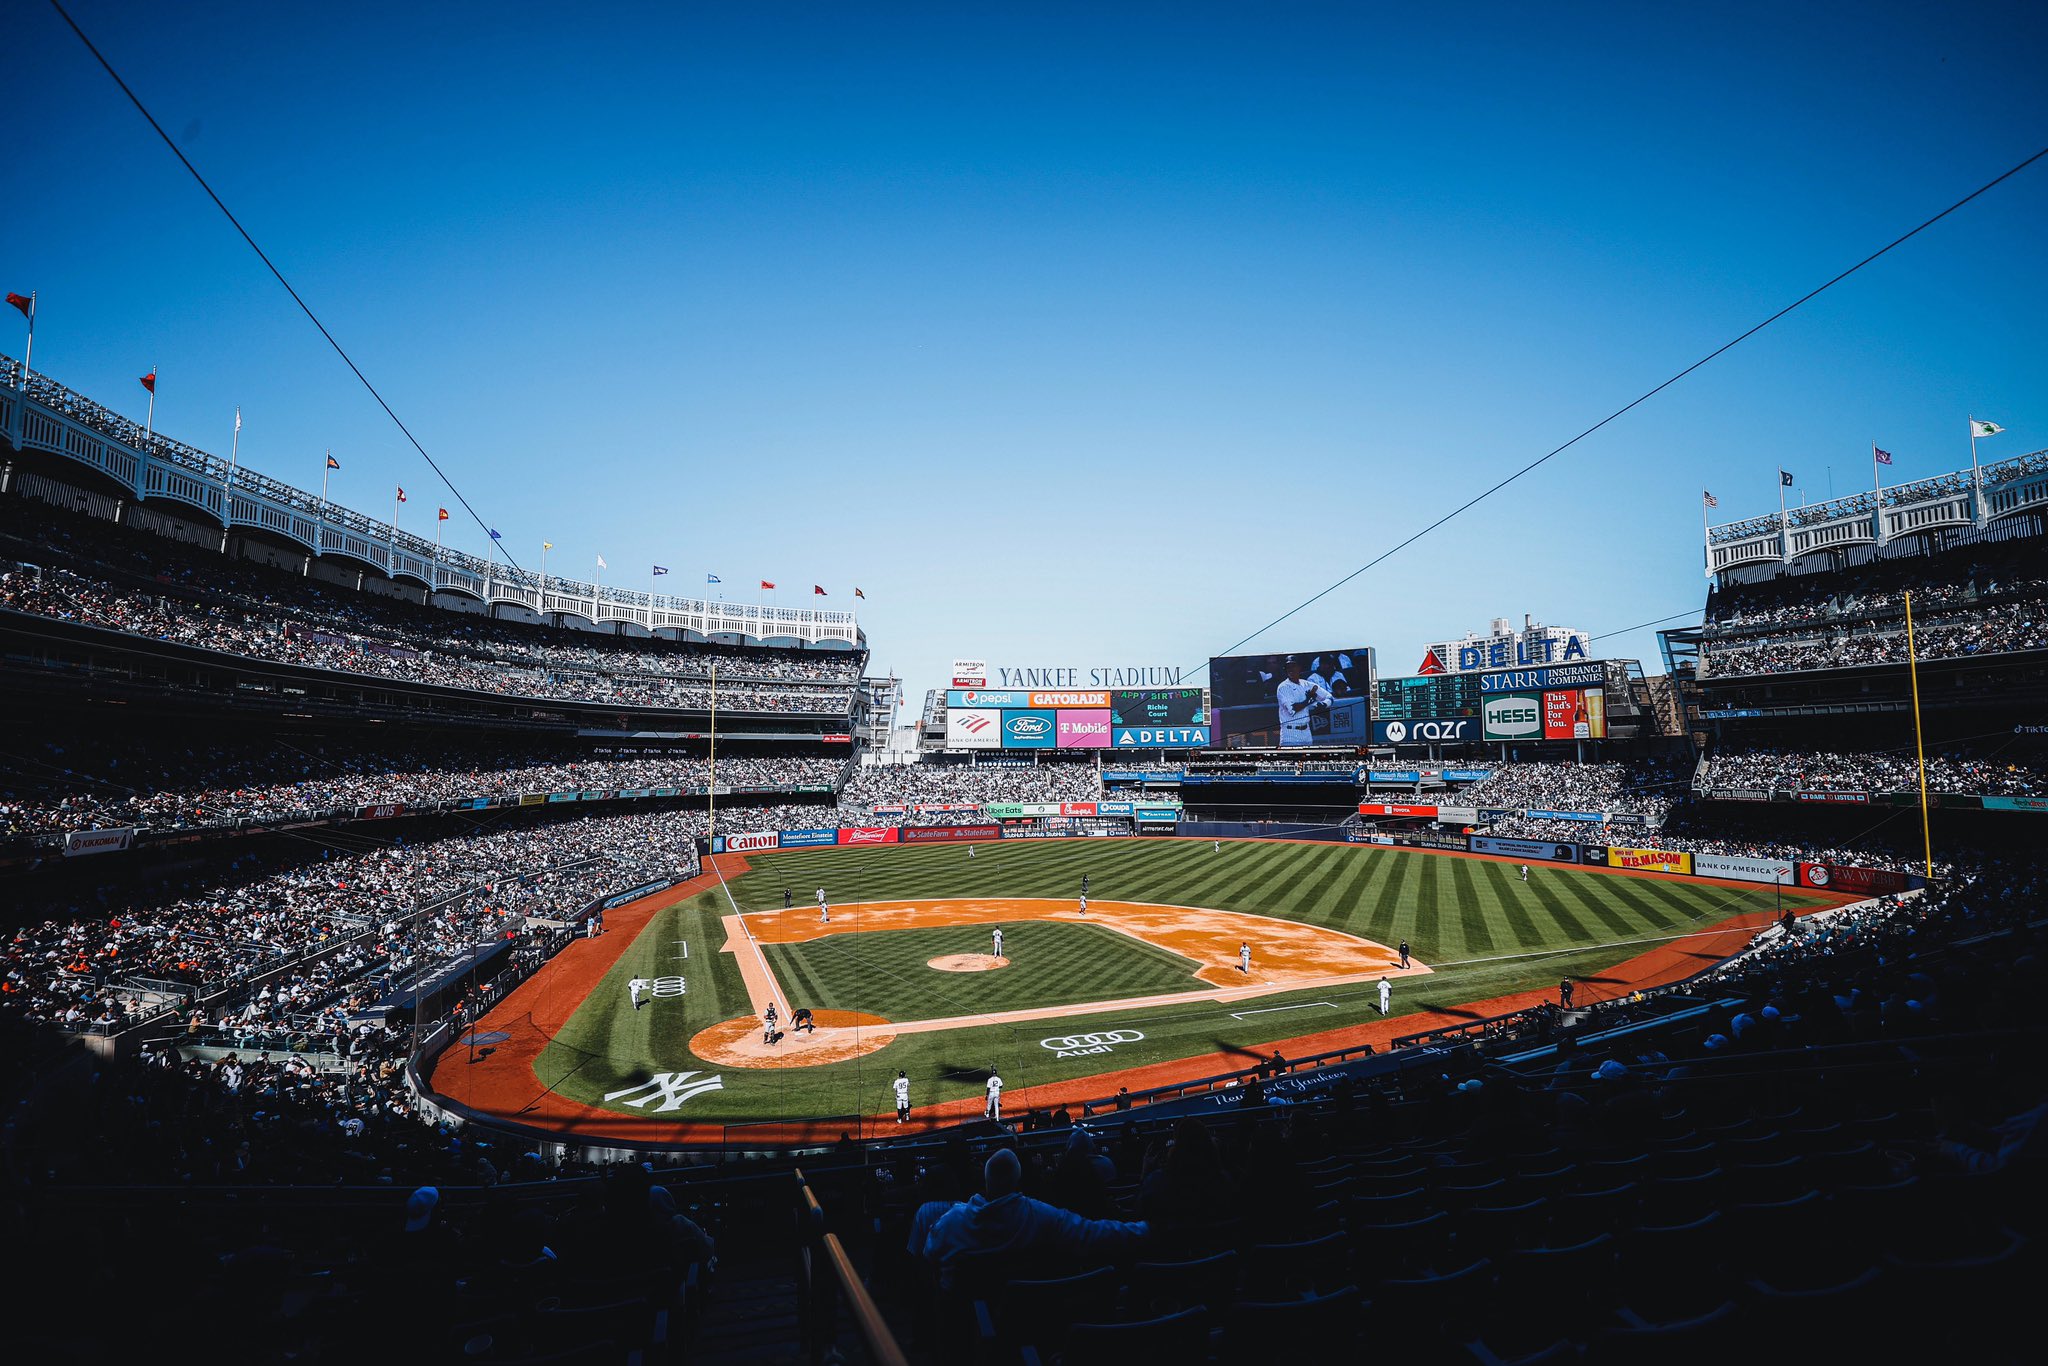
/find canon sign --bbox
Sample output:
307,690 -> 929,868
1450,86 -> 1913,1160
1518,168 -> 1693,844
1482,693 -> 1542,741
723,831 -> 779,853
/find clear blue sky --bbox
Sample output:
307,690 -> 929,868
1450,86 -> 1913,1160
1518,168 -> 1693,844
8,1 -> 2046,707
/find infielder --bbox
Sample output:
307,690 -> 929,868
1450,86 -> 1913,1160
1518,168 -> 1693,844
628,977 -> 649,1011
762,1002 -> 779,1044
985,1070 -> 1003,1122
992,927 -> 1005,959
1378,976 -> 1392,1014
893,1070 -> 911,1124
1078,892 -> 1088,917
1239,941 -> 1251,975
816,887 -> 830,923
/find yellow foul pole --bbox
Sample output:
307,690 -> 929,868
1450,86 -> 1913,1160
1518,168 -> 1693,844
708,661 -> 718,843
1904,591 -> 1933,881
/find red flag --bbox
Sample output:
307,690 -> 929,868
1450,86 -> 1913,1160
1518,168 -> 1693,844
139,371 -> 156,394
396,487 -> 407,503
4,292 -> 29,318
813,585 -> 827,596
760,579 -> 776,589
437,507 -> 450,522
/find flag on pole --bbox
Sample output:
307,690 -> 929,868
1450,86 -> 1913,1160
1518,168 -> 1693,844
543,541 -> 553,550
652,565 -> 669,576
1873,447 -> 1893,466
488,528 -> 501,540
855,586 -> 866,598
813,585 -> 827,596
326,453 -> 341,470
596,555 -> 607,570
1970,419 -> 2005,438
707,573 -> 721,584
1779,470 -> 1794,486
437,508 -> 450,522
139,371 -> 156,394
4,293 -> 29,318
395,486 -> 406,503
1702,491 -> 1718,508
760,579 -> 776,589
235,408 -> 242,434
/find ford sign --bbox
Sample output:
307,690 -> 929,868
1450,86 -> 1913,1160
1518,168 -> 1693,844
1006,715 -> 1053,738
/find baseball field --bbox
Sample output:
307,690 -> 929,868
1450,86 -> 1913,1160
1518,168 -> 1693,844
430,837 -> 1842,1142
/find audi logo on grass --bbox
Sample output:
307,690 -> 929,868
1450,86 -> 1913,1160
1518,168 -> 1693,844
1041,1029 -> 1144,1058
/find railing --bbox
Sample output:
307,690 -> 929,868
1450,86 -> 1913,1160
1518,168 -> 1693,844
795,1170 -> 910,1366
1,353 -> 860,645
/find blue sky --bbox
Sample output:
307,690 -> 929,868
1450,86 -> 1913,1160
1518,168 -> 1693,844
7,1 -> 2046,708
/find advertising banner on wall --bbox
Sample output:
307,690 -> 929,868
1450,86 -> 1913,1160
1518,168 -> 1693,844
1359,803 -> 1440,818
1056,709 -> 1114,748
1470,835 -> 1579,862
1096,801 -> 1135,817
1481,692 -> 1544,742
1443,769 -> 1492,782
836,826 -> 900,845
1435,806 -> 1480,825
1607,846 -> 1693,874
1794,791 -> 1871,804
1111,688 -> 1207,727
777,828 -> 839,848
1029,689 -> 1113,709
947,688 -> 1032,708
63,826 -> 136,857
1374,718 -> 1483,744
1479,661 -> 1606,693
1367,770 -> 1422,784
1694,853 -> 1796,884
1800,863 -> 1911,895
950,658 -> 988,687
1526,809 -> 1606,822
1984,796 -> 2048,813
1062,802 -> 1099,817
1135,806 -> 1182,822
945,707 -> 1002,749
999,709 -> 1057,748
721,831 -> 779,853
1541,688 -> 1608,739
1113,725 -> 1212,748
903,823 -> 1003,844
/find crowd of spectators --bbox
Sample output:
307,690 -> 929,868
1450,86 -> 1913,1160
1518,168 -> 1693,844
1701,544 -> 2048,678
0,734 -> 845,839
1442,759 -> 1686,821
0,806 -> 705,1037
839,760 -> 1101,813
1701,746 -> 2048,797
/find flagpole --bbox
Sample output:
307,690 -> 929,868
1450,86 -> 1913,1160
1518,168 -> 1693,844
320,452 -> 332,507
708,662 -> 718,843
146,372 -> 155,438
228,408 -> 240,489
1905,590 -> 1934,883
19,292 -> 32,385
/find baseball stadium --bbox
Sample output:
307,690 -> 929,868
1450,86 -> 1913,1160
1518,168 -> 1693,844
7,7 -> 2047,1364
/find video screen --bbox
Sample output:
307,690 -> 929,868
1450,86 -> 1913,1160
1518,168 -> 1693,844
1110,687 -> 1207,727
1208,648 -> 1373,748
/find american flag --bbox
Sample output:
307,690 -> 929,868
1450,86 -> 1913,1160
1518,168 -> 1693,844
1702,490 -> 1718,508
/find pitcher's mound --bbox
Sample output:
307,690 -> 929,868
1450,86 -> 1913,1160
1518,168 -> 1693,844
930,954 -> 1009,972
691,1010 -> 896,1069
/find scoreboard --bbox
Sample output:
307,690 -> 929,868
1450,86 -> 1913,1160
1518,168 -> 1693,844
1110,687 -> 1207,727
1375,672 -> 1483,722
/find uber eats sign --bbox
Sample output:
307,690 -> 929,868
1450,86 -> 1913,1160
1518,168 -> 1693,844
1482,692 -> 1544,742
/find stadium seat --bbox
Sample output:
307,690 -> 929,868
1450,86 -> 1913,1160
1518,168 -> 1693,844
1586,1300 -> 1744,1363
1123,1250 -> 1240,1316
1243,1230 -> 1352,1298
1061,1305 -> 1211,1363
1218,1285 -> 1361,1359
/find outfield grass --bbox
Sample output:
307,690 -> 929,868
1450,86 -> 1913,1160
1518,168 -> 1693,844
761,920 -> 1205,1019
533,838 -> 1833,1126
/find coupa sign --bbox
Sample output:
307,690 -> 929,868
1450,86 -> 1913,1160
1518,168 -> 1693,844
1482,693 -> 1543,741
1040,1029 -> 1144,1059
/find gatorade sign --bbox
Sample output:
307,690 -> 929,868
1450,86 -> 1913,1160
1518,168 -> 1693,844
1482,692 -> 1543,741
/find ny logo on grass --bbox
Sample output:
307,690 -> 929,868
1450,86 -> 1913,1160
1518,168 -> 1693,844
603,1071 -> 726,1112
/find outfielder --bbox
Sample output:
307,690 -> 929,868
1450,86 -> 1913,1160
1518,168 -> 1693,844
893,1070 -> 911,1123
985,1070 -> 1003,1122
1520,864 -> 1531,883
628,977 -> 649,1011
992,927 -> 1005,959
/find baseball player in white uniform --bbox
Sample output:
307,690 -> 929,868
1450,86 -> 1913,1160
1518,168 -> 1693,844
1239,942 -> 1251,974
1275,655 -> 1332,748
992,927 -> 1004,960
1378,976 -> 1392,1014
985,1070 -> 1003,1121
816,887 -> 829,923
628,977 -> 649,1010
1078,893 -> 1088,917
893,1071 -> 911,1123
1520,864 -> 1531,883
